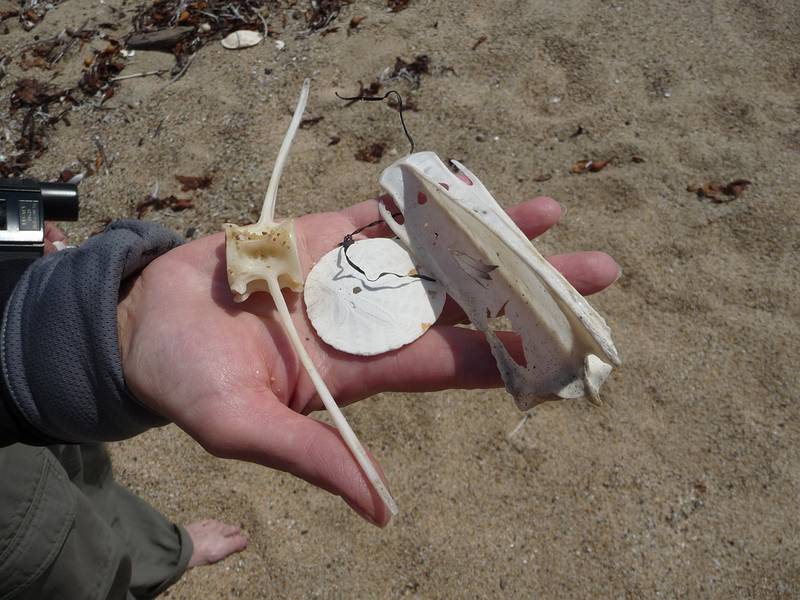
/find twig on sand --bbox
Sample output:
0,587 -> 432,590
109,69 -> 168,82
153,116 -> 167,138
92,135 -> 111,175
160,52 -> 196,91
50,20 -> 90,66
256,9 -> 269,36
508,412 -> 531,437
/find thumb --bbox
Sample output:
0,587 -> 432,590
191,395 -> 392,527
44,222 -> 67,243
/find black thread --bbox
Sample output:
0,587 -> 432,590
335,90 -> 415,155
338,214 -> 436,283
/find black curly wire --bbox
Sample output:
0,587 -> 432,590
335,90 -> 415,155
338,214 -> 436,283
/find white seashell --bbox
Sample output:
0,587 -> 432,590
304,238 -> 445,356
220,30 -> 263,50
66,172 -> 85,185
274,39 -> 286,51
378,151 -> 621,409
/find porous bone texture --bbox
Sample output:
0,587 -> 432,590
224,219 -> 303,302
378,152 -> 621,410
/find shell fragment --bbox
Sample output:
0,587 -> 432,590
221,30 -> 263,50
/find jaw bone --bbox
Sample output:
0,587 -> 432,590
378,151 -> 621,410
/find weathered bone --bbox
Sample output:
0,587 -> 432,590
378,151 -> 621,409
224,80 -> 398,515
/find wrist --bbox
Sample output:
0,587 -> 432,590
117,272 -> 142,388
2,221 -> 179,442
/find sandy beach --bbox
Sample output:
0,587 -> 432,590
1,0 -> 798,597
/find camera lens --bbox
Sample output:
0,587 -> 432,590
40,183 -> 79,221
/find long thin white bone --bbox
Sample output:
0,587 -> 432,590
224,80 -> 398,515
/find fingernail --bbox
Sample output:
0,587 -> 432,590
343,497 -> 382,527
614,264 -> 623,282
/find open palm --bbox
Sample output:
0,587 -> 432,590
117,195 -> 619,526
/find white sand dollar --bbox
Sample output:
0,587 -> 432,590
220,30 -> 263,49
304,238 -> 445,356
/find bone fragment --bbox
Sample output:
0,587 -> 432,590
378,152 -> 621,409
224,80 -> 398,515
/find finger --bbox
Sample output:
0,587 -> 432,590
44,222 -> 66,242
344,195 -> 562,246
194,397 -> 392,527
437,250 -> 620,326
338,326 -> 521,401
342,194 -> 399,235
547,251 -> 621,296
505,196 -> 562,239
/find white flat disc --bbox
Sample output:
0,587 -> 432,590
304,238 -> 445,356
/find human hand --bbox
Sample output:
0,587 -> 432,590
44,222 -> 67,255
117,195 -> 620,526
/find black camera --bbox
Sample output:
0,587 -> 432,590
0,179 -> 79,262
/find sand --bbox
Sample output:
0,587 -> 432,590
1,0 -> 798,597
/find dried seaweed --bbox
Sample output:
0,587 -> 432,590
136,193 -> 194,217
688,179 -> 751,202
387,0 -> 410,12
570,158 -> 612,174
471,35 -> 487,50
79,41 -> 126,96
0,1 -> 360,178
12,0 -> 69,31
299,116 -> 323,129
355,142 -> 385,163
569,125 -> 586,138
131,0 -> 272,60
0,10 -> 20,23
340,53 -> 430,124
176,174 -> 213,190
341,80 -> 382,106
1,26 -> 118,177
2,78 -> 76,176
381,55 -> 430,88
305,0 -> 342,31
348,15 -> 365,30
10,78 -> 68,109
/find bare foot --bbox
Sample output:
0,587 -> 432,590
185,519 -> 248,568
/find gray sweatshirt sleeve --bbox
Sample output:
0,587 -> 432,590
1,220 -> 182,444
